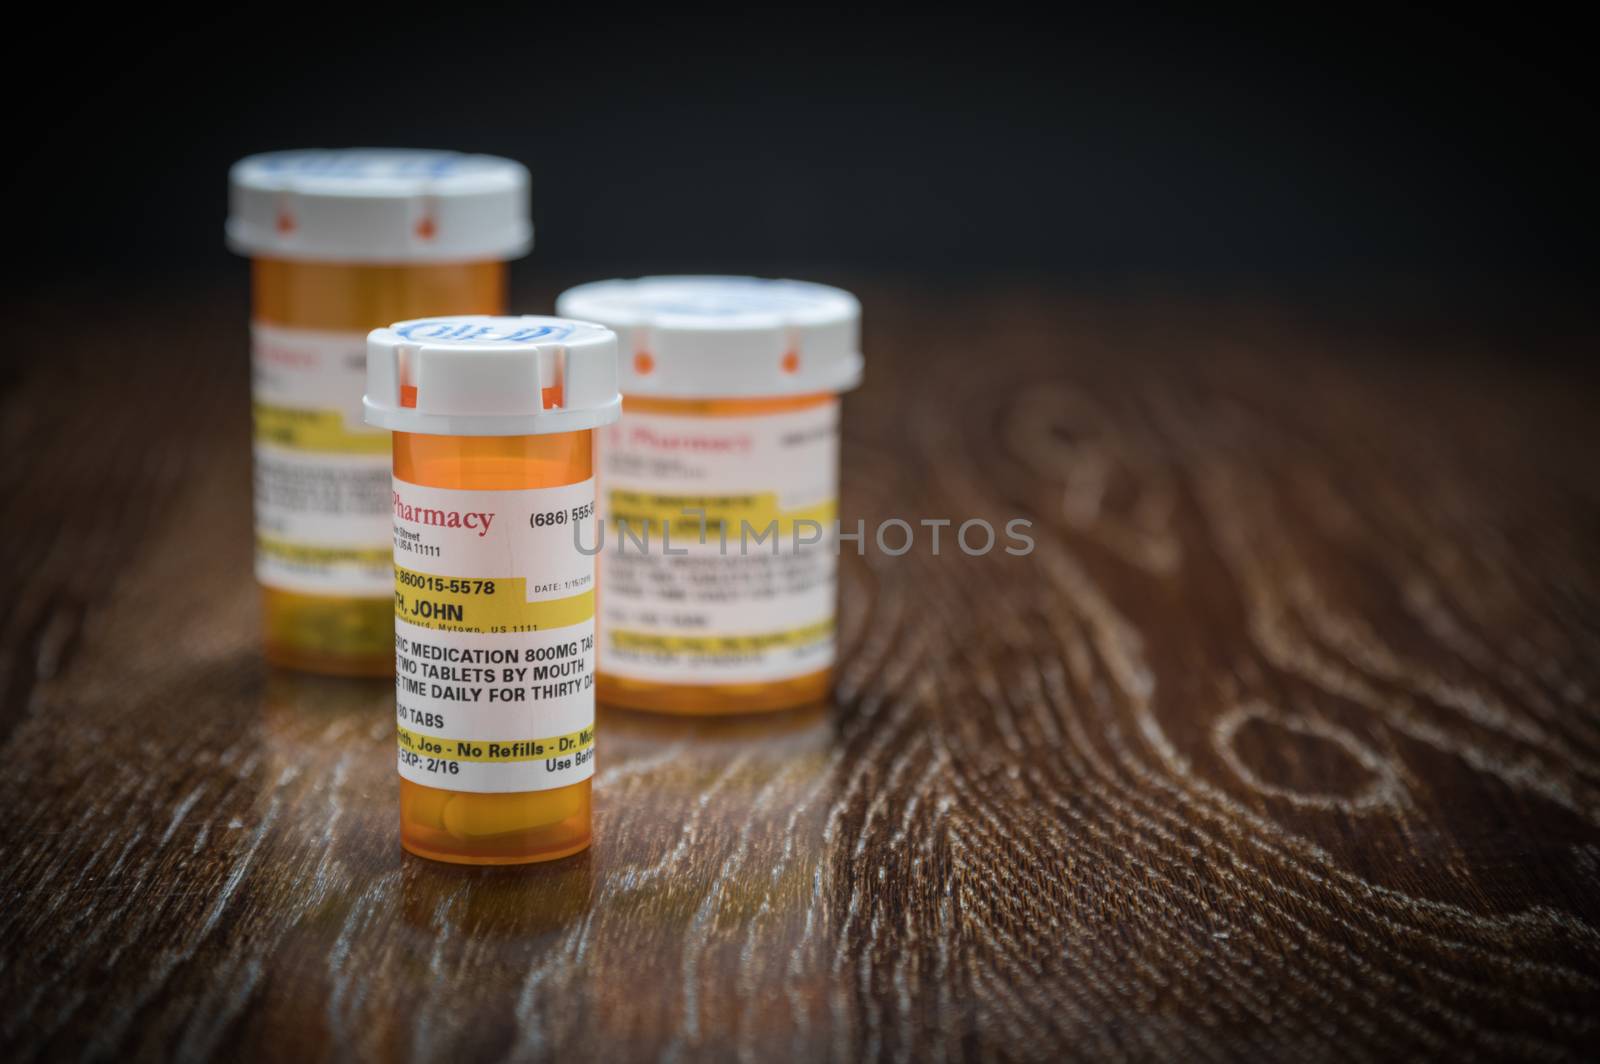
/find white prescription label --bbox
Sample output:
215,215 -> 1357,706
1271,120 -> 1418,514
598,400 -> 840,685
392,478 -> 597,793
252,323 -> 391,596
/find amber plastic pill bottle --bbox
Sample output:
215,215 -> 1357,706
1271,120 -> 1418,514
365,316 -> 620,864
227,150 -> 531,676
556,277 -> 864,715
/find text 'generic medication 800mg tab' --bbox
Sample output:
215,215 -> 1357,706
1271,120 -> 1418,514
365,316 -> 620,865
228,149 -> 531,677
557,276 -> 864,715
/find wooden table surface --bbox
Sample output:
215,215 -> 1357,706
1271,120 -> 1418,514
2,279 -> 1597,1062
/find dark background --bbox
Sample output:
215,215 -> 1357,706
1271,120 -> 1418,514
9,11 -> 1596,310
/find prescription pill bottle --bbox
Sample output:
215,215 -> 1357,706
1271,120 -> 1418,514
556,277 -> 863,715
365,316 -> 621,864
227,149 -> 531,676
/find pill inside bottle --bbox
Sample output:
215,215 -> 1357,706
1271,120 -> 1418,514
556,277 -> 864,715
366,315 -> 620,864
227,149 -> 531,677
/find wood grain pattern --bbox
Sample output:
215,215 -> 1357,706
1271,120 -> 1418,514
1,280 -> 1597,1062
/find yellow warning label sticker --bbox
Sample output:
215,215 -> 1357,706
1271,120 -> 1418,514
258,536 -> 392,569
254,402 -> 388,454
607,619 -> 834,655
394,564 -> 595,633
606,490 -> 836,539
397,723 -> 594,763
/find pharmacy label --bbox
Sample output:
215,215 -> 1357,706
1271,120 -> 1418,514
252,323 -> 390,595
393,478 -> 597,793
598,400 -> 839,684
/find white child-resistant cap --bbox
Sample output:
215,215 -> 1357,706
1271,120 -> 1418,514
227,149 -> 532,264
555,276 -> 863,398
365,316 -> 621,436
